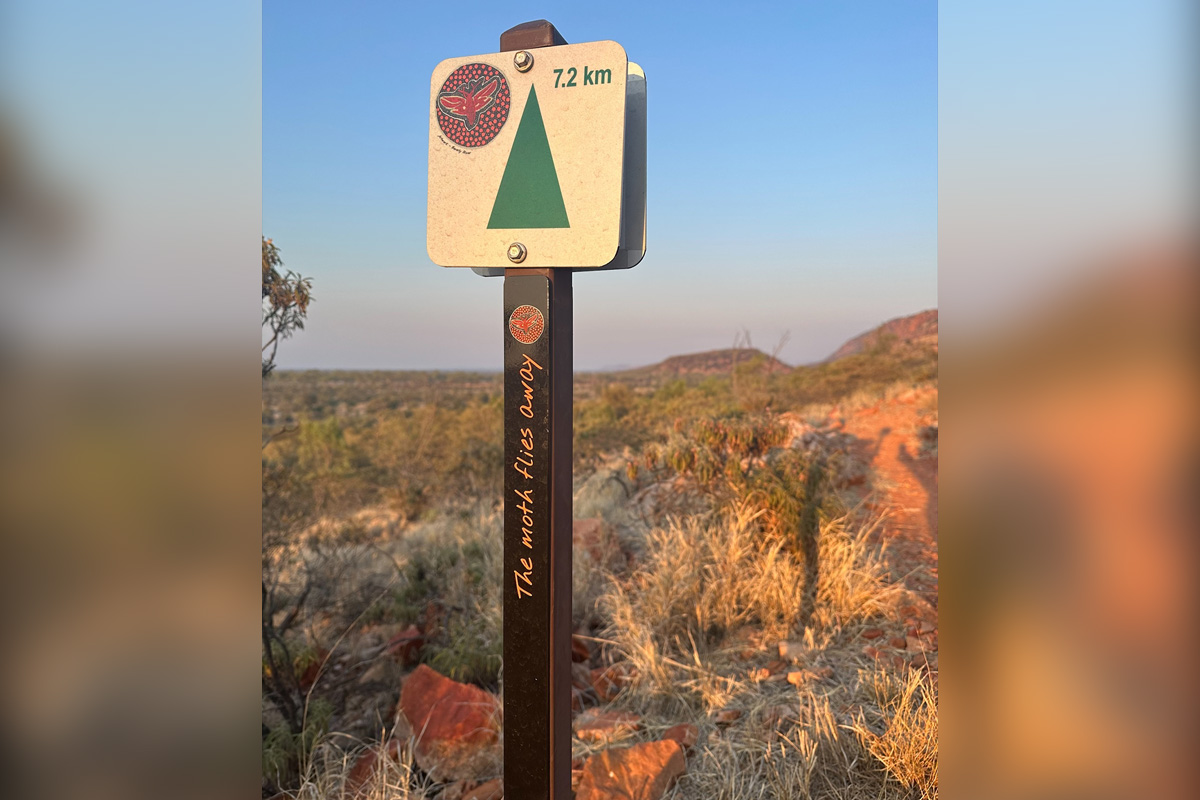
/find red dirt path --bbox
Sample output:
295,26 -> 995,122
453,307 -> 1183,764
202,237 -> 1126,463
835,387 -> 939,618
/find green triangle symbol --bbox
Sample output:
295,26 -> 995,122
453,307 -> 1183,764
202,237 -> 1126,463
488,86 -> 570,229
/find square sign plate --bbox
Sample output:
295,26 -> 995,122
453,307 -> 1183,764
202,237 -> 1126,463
427,40 -> 628,269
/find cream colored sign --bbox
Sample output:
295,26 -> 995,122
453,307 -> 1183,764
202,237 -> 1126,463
427,40 -> 628,269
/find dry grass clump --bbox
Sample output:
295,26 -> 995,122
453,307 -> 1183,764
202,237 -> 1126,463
601,504 -> 807,704
811,510 -> 904,629
682,695 -> 881,800
282,735 -> 436,800
601,497 -> 902,703
853,668 -> 939,799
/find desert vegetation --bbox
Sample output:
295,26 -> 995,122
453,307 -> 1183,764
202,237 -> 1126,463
262,311 -> 939,799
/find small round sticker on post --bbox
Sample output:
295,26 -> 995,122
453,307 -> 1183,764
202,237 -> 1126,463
508,305 -> 545,345
436,63 -> 511,148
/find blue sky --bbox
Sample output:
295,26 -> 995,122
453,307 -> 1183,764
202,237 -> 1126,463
265,1 -> 937,370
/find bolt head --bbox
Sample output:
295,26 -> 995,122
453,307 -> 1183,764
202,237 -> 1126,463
507,242 -> 527,263
513,50 -> 533,72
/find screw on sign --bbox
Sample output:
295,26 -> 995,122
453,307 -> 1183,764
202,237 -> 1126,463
435,63 -> 511,148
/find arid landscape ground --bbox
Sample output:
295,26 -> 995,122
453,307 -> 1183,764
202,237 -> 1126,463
262,311 -> 939,799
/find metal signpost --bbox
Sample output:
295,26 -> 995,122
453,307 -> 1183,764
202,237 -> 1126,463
426,19 -> 646,799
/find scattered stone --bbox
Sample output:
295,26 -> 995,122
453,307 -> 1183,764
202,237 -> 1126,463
398,665 -> 501,782
787,665 -> 834,686
911,652 -> 939,672
575,740 -> 686,800
590,663 -> 634,701
862,628 -> 884,640
571,635 -> 592,663
462,778 -> 503,800
711,708 -> 742,725
888,637 -> 908,649
574,709 -> 641,743
385,624 -> 424,666
661,723 -> 699,750
778,641 -> 805,660
918,620 -> 936,634
439,780 -> 473,800
906,635 -> 925,652
863,646 -> 880,659
765,659 -> 788,674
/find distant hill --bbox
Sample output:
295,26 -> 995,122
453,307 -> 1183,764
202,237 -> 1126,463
623,347 -> 792,378
826,309 -> 938,362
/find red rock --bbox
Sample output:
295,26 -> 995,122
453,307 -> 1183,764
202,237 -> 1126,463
571,634 -> 592,663
862,628 -> 884,640
777,640 -> 804,660
661,723 -> 698,750
590,663 -> 634,701
344,739 -> 400,796
786,666 -> 831,685
864,646 -> 880,659
398,665 -> 501,781
712,708 -> 742,725
906,635 -> 925,652
385,624 -> 424,666
765,659 -> 788,674
574,709 -> 641,742
440,781 -> 472,800
888,637 -> 908,649
918,620 -> 936,634
462,778 -> 503,800
575,740 -> 686,800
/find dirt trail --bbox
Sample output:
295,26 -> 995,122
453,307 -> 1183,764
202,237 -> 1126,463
835,387 -> 939,618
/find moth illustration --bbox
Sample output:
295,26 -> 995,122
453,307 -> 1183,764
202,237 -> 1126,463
510,313 -> 539,333
509,306 -> 544,343
437,76 -> 500,130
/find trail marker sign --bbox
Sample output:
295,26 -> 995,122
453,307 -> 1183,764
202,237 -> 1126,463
428,35 -> 645,270
427,20 -> 645,800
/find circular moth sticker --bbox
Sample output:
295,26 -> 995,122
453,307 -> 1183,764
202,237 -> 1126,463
436,63 -> 511,148
508,305 -> 545,345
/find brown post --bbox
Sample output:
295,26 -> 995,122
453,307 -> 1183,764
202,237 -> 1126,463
500,20 -> 572,800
